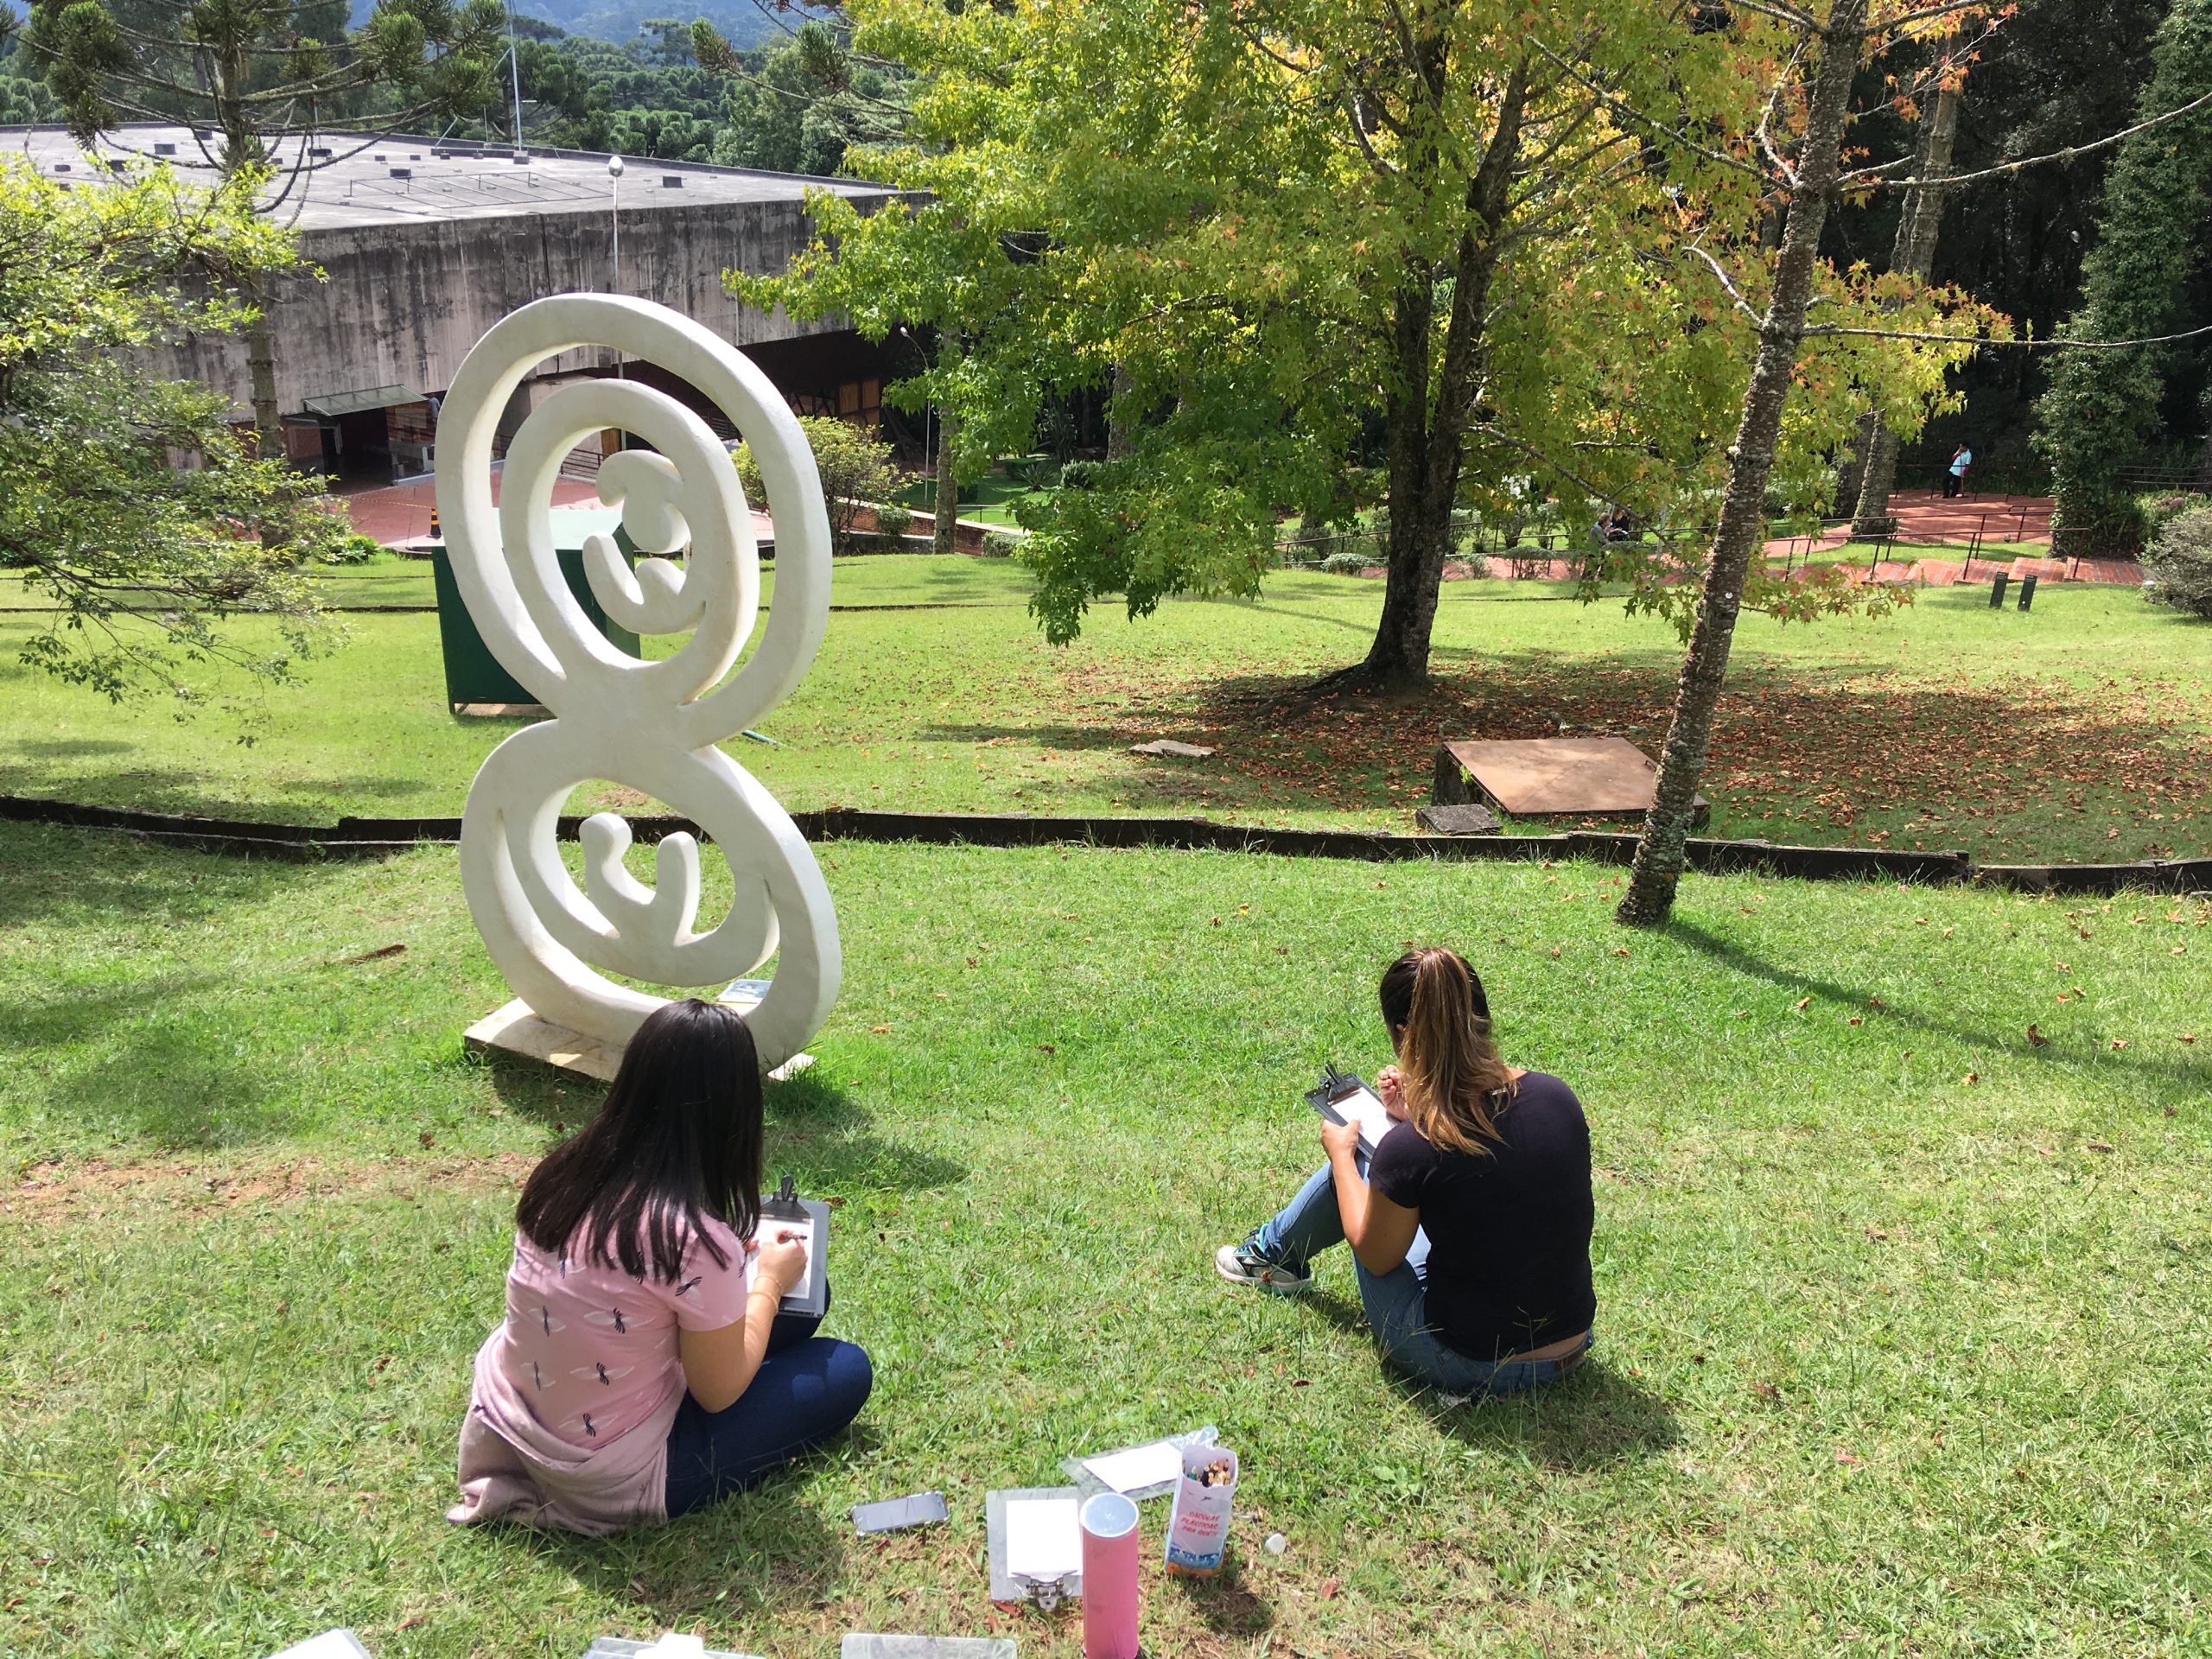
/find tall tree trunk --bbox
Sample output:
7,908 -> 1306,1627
1105,361 -> 1133,461
1617,0 -> 1868,928
245,283 -> 283,461
1851,78 -> 1962,535
931,404 -> 957,555
1358,59 -> 1531,690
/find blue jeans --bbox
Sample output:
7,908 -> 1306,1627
663,1287 -> 873,1517
1255,1161 -> 1592,1397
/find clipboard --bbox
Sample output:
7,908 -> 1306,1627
1304,1063 -> 1394,1157
760,1174 -> 830,1320
985,1486 -> 1084,1607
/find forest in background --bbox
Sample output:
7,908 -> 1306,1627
0,0 -> 2201,494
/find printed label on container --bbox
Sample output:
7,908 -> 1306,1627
1163,1444 -> 1238,1574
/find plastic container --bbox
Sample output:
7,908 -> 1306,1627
1163,1443 -> 1237,1577
1079,1491 -> 1141,1659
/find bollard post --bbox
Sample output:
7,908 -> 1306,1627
1989,572 -> 2009,607
2018,573 -> 2037,612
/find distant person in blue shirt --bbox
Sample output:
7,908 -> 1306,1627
1944,443 -> 1974,498
1214,948 -> 1596,1397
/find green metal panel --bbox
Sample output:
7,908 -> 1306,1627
429,533 -> 642,709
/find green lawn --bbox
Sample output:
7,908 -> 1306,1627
3,822 -> 2207,1656
3,556 -> 2205,865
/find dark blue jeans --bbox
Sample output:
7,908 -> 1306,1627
1255,1160 -> 1592,1398
663,1287 -> 873,1517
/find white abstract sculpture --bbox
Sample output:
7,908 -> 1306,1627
436,295 -> 840,1071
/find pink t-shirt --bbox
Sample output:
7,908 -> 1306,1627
491,1215 -> 757,1449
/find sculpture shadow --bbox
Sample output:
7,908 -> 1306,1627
482,1060 -> 969,1198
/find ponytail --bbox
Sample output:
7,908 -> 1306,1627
1377,948 -> 1513,1156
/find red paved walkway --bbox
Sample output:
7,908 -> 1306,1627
332,469 -> 776,551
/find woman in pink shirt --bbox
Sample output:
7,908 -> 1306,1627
450,1000 -> 872,1534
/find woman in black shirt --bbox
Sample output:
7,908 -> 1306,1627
1215,947 -> 1596,1395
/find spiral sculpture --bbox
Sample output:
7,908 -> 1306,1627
435,295 -> 839,1071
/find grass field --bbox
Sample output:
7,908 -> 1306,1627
3,819 -> 2208,1657
3,555 -> 2206,866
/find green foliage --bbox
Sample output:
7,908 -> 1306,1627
980,530 -> 1020,559
696,17 -> 909,176
871,500 -> 912,539
320,532 -> 386,566
1319,551 -> 1371,577
2143,504 -> 2212,618
734,415 -> 898,555
27,0 -> 506,144
0,160 -> 341,704
740,0 -> 1989,666
2036,0 -> 2212,537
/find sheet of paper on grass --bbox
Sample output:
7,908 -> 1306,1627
1082,1439 -> 1185,1495
1004,1497 -> 1083,1579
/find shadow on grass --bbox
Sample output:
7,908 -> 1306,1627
1299,1290 -> 1677,1467
490,1459 -> 851,1622
0,754 -> 435,823
1670,918 -> 2212,1108
482,1058 -> 969,1198
1168,1558 -> 1276,1638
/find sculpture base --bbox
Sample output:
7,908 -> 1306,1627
464,998 -> 815,1084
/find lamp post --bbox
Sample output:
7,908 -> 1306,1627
607,152 -> 624,295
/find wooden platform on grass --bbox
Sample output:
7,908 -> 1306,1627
465,997 -> 812,1084
1434,736 -> 1703,823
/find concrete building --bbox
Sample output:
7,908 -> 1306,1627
9,124 -> 908,481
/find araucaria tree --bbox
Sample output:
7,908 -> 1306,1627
25,0 -> 504,454
2035,0 -> 2212,542
0,157 -> 343,702
741,0 -> 1808,689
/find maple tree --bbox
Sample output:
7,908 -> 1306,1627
738,0 -> 1981,691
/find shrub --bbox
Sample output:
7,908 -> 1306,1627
872,501 -> 912,539
981,530 -> 1022,559
1058,459 -> 1102,491
1320,550 -> 1371,576
734,416 -> 899,555
318,532 -> 384,565
2143,505 -> 2212,619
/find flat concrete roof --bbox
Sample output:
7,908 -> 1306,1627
0,124 -> 889,232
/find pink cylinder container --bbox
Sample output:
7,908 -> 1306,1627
1080,1491 -> 1141,1659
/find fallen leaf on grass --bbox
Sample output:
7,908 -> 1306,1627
1847,1016 -> 1863,1027
418,1131 -> 435,1149
1834,1450 -> 1861,1467
869,1025 -> 892,1034
1795,997 -> 1812,1011
1867,995 -> 1885,1011
1612,947 -> 1630,958
2111,1039 -> 2129,1051
340,944 -> 405,964
2181,1033 -> 2197,1045
1962,1072 -> 1980,1084
1036,1044 -> 1056,1055
1320,1579 -> 1340,1600
2085,1141 -> 2115,1154
2026,1025 -> 2049,1047
1549,945 -> 1563,959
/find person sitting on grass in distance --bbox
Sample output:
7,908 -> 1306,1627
451,998 -> 871,1534
1215,947 -> 1595,1397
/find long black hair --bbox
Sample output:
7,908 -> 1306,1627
515,998 -> 764,1281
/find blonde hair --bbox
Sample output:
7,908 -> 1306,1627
1380,947 -> 1513,1156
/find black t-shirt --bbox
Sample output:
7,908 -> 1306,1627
1368,1071 -> 1596,1361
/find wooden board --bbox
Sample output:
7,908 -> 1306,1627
1438,737 -> 1702,820
464,997 -> 813,1084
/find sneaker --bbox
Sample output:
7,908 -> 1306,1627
1213,1231 -> 1313,1294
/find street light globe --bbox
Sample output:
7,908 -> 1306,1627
607,153 -> 625,179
